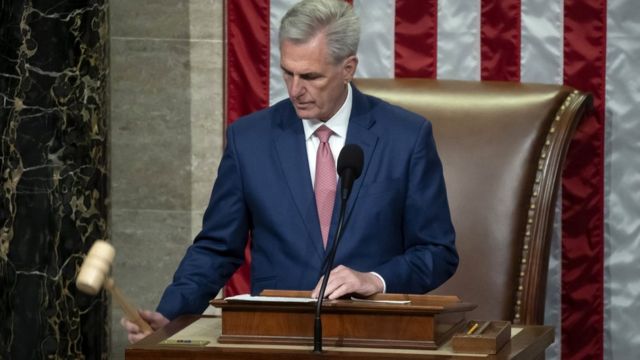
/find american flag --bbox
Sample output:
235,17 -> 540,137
223,1 -> 640,359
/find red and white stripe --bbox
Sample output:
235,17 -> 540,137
224,1 -> 640,359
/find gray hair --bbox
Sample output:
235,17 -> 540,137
279,0 -> 360,64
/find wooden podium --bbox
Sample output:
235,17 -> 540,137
125,291 -> 555,359
125,317 -> 554,360
213,290 -> 474,350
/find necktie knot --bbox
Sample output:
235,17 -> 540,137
315,125 -> 333,143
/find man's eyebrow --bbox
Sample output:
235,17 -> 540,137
280,67 -> 322,79
281,65 -> 292,74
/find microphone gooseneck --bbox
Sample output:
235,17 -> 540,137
313,144 -> 364,353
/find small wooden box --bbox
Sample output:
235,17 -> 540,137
451,320 -> 511,354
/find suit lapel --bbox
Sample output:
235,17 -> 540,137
327,86 -> 378,250
274,105 -> 326,260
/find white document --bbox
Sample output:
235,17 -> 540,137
225,294 -> 316,303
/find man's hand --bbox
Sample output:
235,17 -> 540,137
120,310 -> 170,344
311,265 -> 384,299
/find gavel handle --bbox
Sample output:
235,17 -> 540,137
105,278 -> 153,333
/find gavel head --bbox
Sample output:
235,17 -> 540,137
76,240 -> 115,295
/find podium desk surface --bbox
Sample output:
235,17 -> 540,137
125,315 -> 554,360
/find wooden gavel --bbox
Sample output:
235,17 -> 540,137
76,240 -> 152,333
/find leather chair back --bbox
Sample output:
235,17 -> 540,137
354,78 -> 591,324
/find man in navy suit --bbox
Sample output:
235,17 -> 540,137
123,0 -> 457,343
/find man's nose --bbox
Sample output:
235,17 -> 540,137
290,77 -> 304,97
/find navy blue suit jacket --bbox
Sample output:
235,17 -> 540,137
157,87 -> 458,320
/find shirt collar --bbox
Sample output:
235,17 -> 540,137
302,83 -> 352,141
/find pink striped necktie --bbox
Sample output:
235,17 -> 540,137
314,125 -> 336,248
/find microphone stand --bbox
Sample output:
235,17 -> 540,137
313,185 -> 351,353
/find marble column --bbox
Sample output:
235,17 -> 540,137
0,0 -> 110,358
109,0 -> 222,358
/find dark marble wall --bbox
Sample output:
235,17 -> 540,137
0,0 -> 110,358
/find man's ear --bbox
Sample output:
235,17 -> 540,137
342,55 -> 358,82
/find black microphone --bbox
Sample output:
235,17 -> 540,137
313,144 -> 364,353
337,144 -> 364,201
